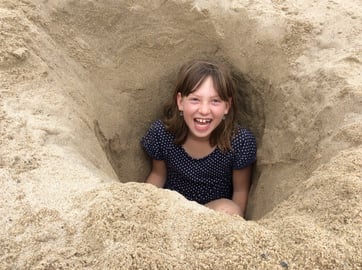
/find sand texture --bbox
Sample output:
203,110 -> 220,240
1,0 -> 361,269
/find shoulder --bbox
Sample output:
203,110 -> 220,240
146,119 -> 174,139
231,126 -> 257,149
146,119 -> 167,133
142,120 -> 172,160
229,126 -> 257,167
149,119 -> 164,128
233,126 -> 256,140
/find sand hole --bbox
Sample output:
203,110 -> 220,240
44,1 -> 321,219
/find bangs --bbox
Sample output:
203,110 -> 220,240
188,75 -> 207,95
211,75 -> 230,101
181,66 -> 230,101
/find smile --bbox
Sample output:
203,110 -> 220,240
194,118 -> 212,124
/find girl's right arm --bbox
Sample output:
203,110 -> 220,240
145,159 -> 167,188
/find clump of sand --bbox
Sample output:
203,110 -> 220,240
0,0 -> 361,269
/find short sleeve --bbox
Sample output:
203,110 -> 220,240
232,128 -> 257,169
141,120 -> 165,160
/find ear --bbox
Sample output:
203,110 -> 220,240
177,92 -> 184,111
224,98 -> 232,114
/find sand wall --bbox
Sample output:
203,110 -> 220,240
1,0 -> 361,268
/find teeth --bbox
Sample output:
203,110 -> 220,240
195,118 -> 211,123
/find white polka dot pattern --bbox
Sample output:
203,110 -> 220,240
141,120 -> 256,204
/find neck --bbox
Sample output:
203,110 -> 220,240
182,134 -> 215,159
186,134 -> 210,144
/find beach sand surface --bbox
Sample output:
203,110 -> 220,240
0,0 -> 361,269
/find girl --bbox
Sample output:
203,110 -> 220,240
141,59 -> 256,217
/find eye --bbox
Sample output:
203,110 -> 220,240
211,98 -> 222,104
189,97 -> 199,103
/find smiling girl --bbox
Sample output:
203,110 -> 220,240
141,59 -> 256,217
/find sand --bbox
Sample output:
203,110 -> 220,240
0,0 -> 361,269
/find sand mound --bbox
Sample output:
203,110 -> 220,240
1,0 -> 361,268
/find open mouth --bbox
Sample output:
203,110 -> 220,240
194,118 -> 212,125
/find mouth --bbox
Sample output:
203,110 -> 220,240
194,118 -> 212,125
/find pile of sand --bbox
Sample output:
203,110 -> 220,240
1,0 -> 361,268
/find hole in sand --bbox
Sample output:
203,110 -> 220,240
40,1 -> 281,220
93,60 -> 267,217
40,1 -> 360,220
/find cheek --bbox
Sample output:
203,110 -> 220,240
214,105 -> 228,115
183,103 -> 197,112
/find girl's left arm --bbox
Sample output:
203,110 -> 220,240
232,166 -> 252,217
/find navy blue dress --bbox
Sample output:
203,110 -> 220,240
141,120 -> 256,204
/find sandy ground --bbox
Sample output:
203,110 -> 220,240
1,0 -> 361,269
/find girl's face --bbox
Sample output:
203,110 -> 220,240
177,76 -> 230,141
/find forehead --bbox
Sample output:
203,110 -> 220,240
189,75 -> 226,97
190,76 -> 219,96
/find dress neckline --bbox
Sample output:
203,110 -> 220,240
179,145 -> 218,161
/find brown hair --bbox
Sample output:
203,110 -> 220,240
164,59 -> 238,151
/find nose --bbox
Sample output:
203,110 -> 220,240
199,102 -> 210,115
